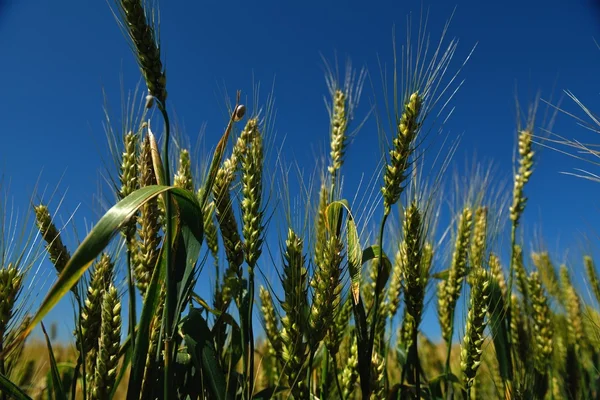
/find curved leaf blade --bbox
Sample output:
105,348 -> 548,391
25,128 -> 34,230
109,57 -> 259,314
13,186 -> 200,348
0,373 -> 32,400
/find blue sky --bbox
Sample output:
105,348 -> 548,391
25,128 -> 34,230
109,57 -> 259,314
2,0 -> 600,342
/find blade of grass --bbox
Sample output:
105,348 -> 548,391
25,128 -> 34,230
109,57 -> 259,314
41,322 -> 66,400
0,373 -> 32,400
181,307 -> 229,400
126,237 -> 169,400
8,185 -> 193,350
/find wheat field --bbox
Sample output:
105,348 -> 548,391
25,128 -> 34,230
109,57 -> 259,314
1,1 -> 599,399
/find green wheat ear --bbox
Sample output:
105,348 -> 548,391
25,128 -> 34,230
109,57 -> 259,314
174,149 -> 194,192
134,134 -> 161,297
117,0 -> 167,106
91,285 -> 121,400
381,92 -> 423,215
79,253 -> 114,371
0,265 -> 24,337
34,204 -> 71,276
439,206 -> 473,344
461,269 -> 491,392
528,271 -> 553,372
279,228 -> 309,398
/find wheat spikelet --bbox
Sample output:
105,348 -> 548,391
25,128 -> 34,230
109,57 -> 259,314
231,115 -> 256,165
460,269 -> 491,392
439,206 -> 472,343
560,266 -> 584,348
173,148 -> 194,192
326,294 -> 352,359
436,279 -> 450,345
0,265 -> 23,337
513,245 -> 528,301
470,206 -> 487,269
328,89 -> 349,177
489,253 -> 507,298
259,286 -> 281,355
117,0 -> 167,105
381,92 -> 423,215
584,256 -> 600,304
401,202 -> 426,326
340,333 -> 359,399
213,157 -> 244,305
279,228 -> 309,397
79,254 -> 114,388
34,204 -> 71,275
531,251 -> 561,301
313,183 -> 329,271
141,288 -> 165,399
528,271 -> 553,372
91,285 -> 121,400
134,134 -> 160,296
369,352 -> 385,400
509,129 -> 534,226
203,201 -> 219,267
241,118 -> 264,268
509,294 -> 528,367
309,234 -> 343,345
119,132 -> 139,200
387,244 -> 404,320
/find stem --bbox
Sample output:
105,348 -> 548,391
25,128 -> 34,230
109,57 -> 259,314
443,316 -> 455,397
74,292 -> 86,400
307,348 -> 316,398
320,349 -> 329,398
366,213 -> 389,398
331,352 -> 344,400
159,104 -> 173,400
127,245 -> 137,351
413,322 -> 420,399
247,267 -> 255,399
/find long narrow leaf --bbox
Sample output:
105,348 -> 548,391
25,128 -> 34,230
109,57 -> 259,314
0,372 -> 32,400
14,185 -> 172,346
182,307 -> 229,400
10,186 -> 200,352
41,322 -> 66,400
347,216 -> 362,305
126,240 -> 168,400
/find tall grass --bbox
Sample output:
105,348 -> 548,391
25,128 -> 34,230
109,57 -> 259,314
1,1 -> 600,400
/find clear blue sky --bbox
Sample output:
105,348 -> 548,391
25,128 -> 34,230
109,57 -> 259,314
2,0 -> 600,341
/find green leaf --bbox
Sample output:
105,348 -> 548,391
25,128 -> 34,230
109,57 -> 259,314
198,103 -> 241,209
429,372 -> 461,399
41,322 -> 66,400
16,185 -> 185,345
487,279 -> 513,382
431,268 -> 450,280
172,222 -> 203,334
347,216 -> 362,305
0,372 -> 32,400
126,242 -> 168,400
181,307 -> 229,400
362,245 -> 392,290
191,292 -> 241,333
325,199 -> 348,236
